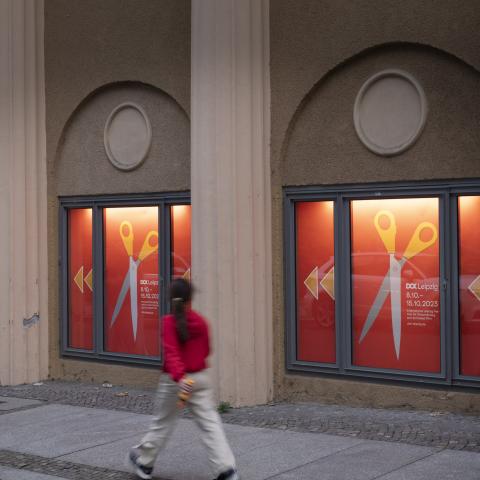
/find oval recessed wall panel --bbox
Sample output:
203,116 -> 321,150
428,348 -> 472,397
354,70 -> 427,156
104,103 -> 152,171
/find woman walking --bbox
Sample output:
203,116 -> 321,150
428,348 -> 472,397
129,278 -> 239,480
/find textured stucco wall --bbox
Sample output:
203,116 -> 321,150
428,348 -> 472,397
283,45 -> 480,185
271,0 -> 480,166
46,0 -> 190,385
271,1 -> 480,412
55,83 -> 189,196
46,0 -> 190,157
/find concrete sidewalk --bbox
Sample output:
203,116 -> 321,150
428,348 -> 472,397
0,397 -> 479,480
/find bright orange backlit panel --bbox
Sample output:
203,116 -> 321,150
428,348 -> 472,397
104,206 -> 160,356
68,208 -> 93,350
295,201 -> 336,363
171,205 -> 191,280
458,196 -> 480,377
351,197 -> 440,373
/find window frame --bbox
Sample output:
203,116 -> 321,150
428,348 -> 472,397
59,192 -> 190,366
284,180 -> 480,389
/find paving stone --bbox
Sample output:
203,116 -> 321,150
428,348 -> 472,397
269,441 -> 438,480
0,396 -> 43,412
0,465 -> 61,480
0,404 -> 148,457
58,419 -> 208,473
0,450 -> 159,479
377,449 -> 480,480
234,430 -> 363,480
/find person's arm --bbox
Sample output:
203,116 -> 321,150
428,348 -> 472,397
163,317 -> 186,382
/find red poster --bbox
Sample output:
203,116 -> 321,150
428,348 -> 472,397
171,205 -> 191,280
104,206 -> 160,356
296,201 -> 335,363
351,198 -> 440,372
68,208 -> 93,350
458,196 -> 480,377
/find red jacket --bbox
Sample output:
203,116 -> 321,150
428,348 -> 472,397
162,309 -> 210,382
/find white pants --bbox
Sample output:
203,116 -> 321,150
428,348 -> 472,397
135,370 -> 236,476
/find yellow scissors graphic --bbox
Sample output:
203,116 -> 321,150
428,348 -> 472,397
110,221 -> 158,340
359,210 -> 438,359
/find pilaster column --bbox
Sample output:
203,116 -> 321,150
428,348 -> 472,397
0,0 -> 48,385
191,0 -> 272,405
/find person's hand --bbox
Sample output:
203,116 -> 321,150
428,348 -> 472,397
178,377 -> 194,404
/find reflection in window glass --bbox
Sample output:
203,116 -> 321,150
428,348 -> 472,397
458,196 -> 480,377
68,208 -> 93,349
351,198 -> 440,373
171,205 -> 191,280
104,206 -> 159,356
296,201 -> 335,363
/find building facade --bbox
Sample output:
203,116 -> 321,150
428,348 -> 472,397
1,0 -> 480,412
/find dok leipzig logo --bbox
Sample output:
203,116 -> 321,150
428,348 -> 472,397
405,282 -> 439,292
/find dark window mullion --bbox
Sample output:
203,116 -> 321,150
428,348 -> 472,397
93,204 -> 104,355
60,206 -> 69,353
451,193 -> 461,380
440,193 -> 450,382
284,193 -> 297,368
343,196 -> 353,370
334,194 -> 344,372
160,202 -> 169,318
292,200 -> 299,364
158,202 -> 167,362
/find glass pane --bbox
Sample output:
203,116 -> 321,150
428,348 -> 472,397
171,205 -> 191,280
351,198 -> 440,373
68,208 -> 93,349
458,196 -> 480,377
104,206 -> 159,356
295,201 -> 336,363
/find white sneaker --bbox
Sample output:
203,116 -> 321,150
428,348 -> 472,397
214,468 -> 240,480
128,450 -> 153,480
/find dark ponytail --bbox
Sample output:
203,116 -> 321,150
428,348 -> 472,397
170,278 -> 193,344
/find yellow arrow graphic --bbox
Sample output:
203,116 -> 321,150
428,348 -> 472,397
304,267 -> 319,300
468,274 -> 480,302
304,266 -> 335,301
74,266 -> 84,293
183,268 -> 191,281
320,266 -> 335,300
84,268 -> 93,292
